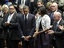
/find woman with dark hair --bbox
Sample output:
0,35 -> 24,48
34,7 -> 51,48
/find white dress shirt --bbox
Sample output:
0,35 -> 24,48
7,13 -> 14,23
21,0 -> 26,5
57,18 -> 62,26
24,13 -> 29,20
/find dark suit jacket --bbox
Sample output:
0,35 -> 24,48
0,16 -> 4,39
18,13 -> 36,37
1,13 -> 21,40
49,10 -> 62,25
52,19 -> 64,39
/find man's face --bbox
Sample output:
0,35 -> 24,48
9,6 -> 15,14
23,8 -> 29,15
54,14 -> 59,21
50,4 -> 57,12
37,2 -> 43,8
19,7 -> 23,13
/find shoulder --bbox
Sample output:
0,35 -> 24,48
29,13 -> 35,18
29,13 -> 35,16
57,10 -> 62,13
16,13 -> 23,18
3,14 -> 9,18
60,19 -> 64,24
43,14 -> 50,19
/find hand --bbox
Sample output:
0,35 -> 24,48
33,32 -> 39,37
25,36 -> 31,41
21,36 -> 28,41
5,22 -> 11,26
21,36 -> 25,39
58,25 -> 64,30
48,30 -> 54,35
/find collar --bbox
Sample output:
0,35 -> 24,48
24,13 -> 29,19
57,18 -> 62,24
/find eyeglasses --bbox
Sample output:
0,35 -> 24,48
9,8 -> 14,10
51,6 -> 55,7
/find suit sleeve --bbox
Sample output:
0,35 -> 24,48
9,15 -> 20,28
53,20 -> 64,36
1,15 -> 7,28
29,15 -> 36,36
17,15 -> 24,37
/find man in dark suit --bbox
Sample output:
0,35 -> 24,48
48,12 -> 64,48
48,2 -> 63,48
0,15 -> 4,48
18,5 -> 35,48
49,2 -> 62,25
1,5 -> 21,48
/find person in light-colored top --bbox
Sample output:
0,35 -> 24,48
34,6 -> 51,48
2,4 -> 9,16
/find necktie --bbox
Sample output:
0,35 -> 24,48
25,16 -> 27,24
54,22 -> 58,31
51,12 -> 54,19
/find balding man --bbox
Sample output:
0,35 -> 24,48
49,2 -> 62,25
18,5 -> 35,48
48,12 -> 64,48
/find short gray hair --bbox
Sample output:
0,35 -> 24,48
23,5 -> 29,10
54,12 -> 62,17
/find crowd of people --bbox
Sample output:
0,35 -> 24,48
0,0 -> 64,48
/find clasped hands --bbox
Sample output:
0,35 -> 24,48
21,36 -> 31,41
5,22 -> 11,26
33,31 -> 39,37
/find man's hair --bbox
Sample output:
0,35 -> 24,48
23,5 -> 29,10
54,12 -> 61,17
37,1 -> 44,5
9,4 -> 14,7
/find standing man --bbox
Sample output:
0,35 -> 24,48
1,5 -> 21,48
18,5 -> 36,48
49,2 -> 62,25
48,12 -> 64,48
0,5 -> 4,48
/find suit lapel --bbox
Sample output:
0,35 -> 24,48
10,13 -> 15,23
57,19 -> 63,31
59,19 -> 63,25
10,13 -> 16,23
27,14 -> 30,25
22,15 -> 25,25
53,21 -> 57,31
5,14 -> 9,22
